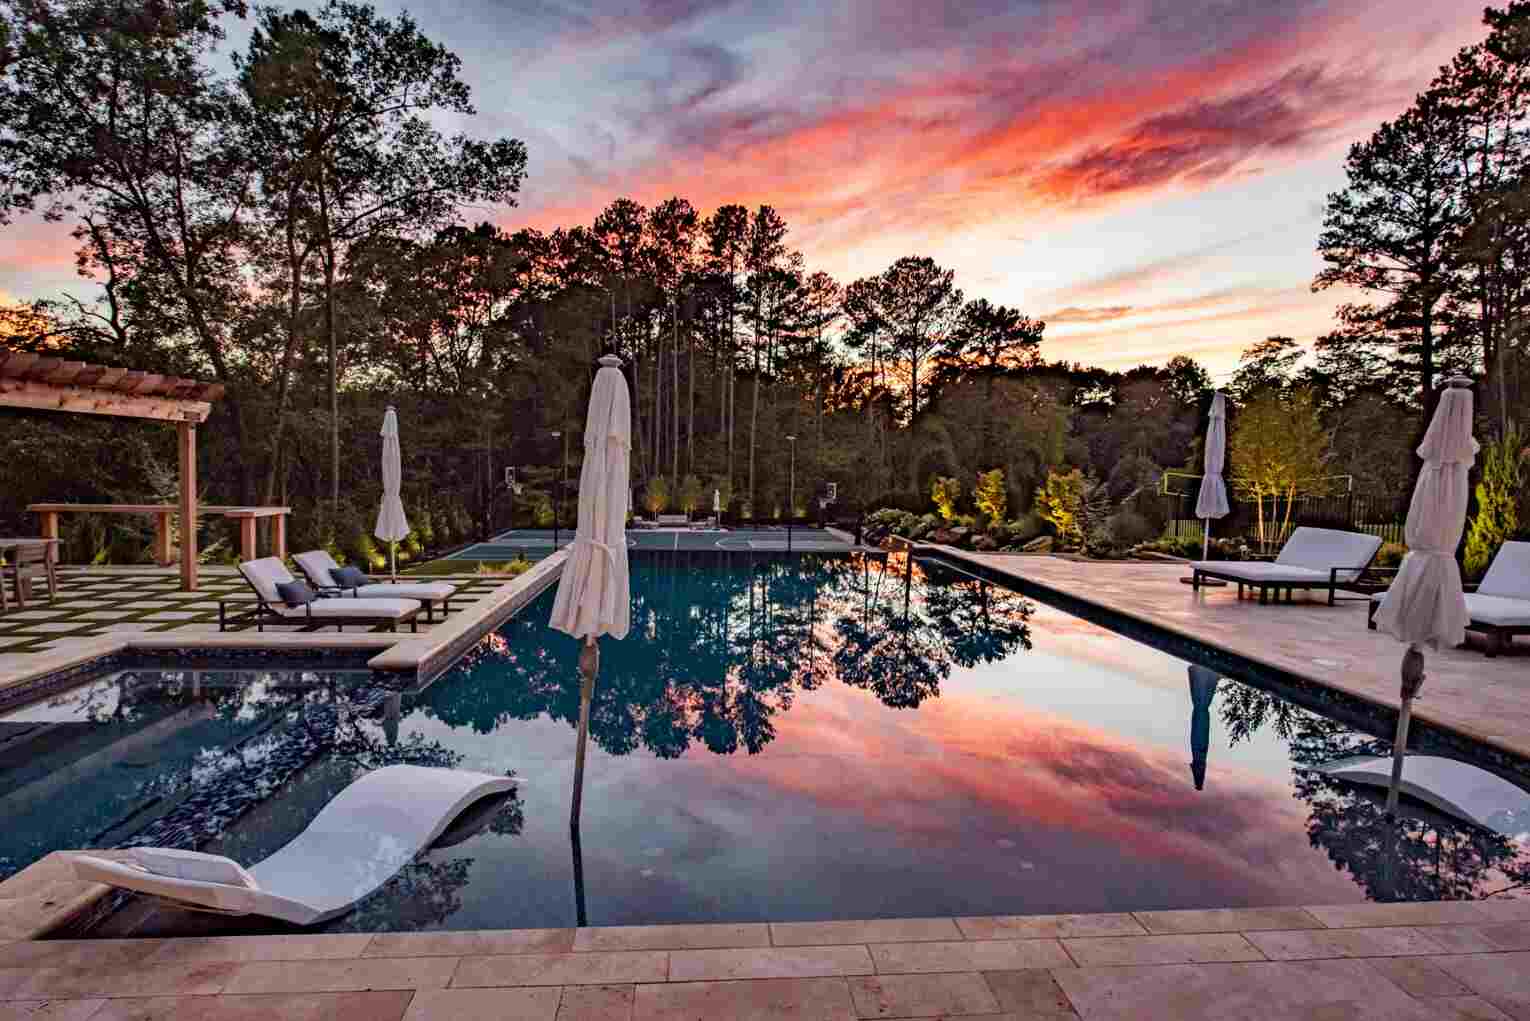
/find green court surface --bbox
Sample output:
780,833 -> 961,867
447,527 -> 853,560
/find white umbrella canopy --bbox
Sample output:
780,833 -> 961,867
375,406 -> 411,580
549,354 -> 632,830
1372,377 -> 1477,813
1373,383 -> 1477,647
1194,392 -> 1230,559
549,355 -> 632,642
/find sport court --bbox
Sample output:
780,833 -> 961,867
448,527 -> 855,560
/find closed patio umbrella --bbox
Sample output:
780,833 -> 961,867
1372,377 -> 1476,813
1188,665 -> 1220,791
375,406 -> 411,581
1195,392 -> 1230,561
550,354 -> 632,828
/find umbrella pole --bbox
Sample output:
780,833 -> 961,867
570,637 -> 598,828
390,541 -> 397,582
1385,644 -> 1427,816
1202,520 -> 1210,561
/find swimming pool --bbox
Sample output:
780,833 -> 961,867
7,550 -> 1528,935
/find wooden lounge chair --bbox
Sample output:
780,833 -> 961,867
1190,527 -> 1384,605
1369,540 -> 1530,657
221,557 -> 421,633
70,765 -> 515,926
291,550 -> 456,622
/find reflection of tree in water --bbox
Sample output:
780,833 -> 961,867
1220,686 -> 1530,902
422,551 -> 1031,752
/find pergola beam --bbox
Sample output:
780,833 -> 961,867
0,379 -> 213,423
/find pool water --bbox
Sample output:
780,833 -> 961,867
7,551 -> 1528,935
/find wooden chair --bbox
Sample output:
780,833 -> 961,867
8,543 -> 57,607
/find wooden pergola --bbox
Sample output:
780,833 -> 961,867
0,352 -> 225,591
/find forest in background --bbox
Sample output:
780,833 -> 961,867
1,0 -> 1527,568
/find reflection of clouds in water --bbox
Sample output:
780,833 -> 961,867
425,553 -> 1031,756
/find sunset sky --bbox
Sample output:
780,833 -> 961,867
0,0 -> 1493,374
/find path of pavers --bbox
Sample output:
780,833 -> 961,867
4,902 -> 1530,1019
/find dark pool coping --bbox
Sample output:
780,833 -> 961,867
908,541 -> 1530,788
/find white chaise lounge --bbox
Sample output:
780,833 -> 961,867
1369,540 -> 1530,656
292,550 -> 457,622
70,765 -> 514,926
1190,526 -> 1384,606
1315,755 -> 1530,838
221,557 -> 421,633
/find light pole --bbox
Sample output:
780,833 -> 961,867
551,430 -> 564,551
785,435 -> 797,552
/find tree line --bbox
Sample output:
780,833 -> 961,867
0,0 -> 1526,566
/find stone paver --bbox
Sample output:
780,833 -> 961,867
0,1001 -> 105,1021
669,946 -> 873,982
88,991 -> 415,1021
956,913 -> 1144,940
847,972 -> 1001,1017
555,984 -> 635,1021
981,968 -> 1077,1016
221,957 -> 457,994
1052,958 -> 1419,1019
573,923 -> 769,952
958,554 -> 1530,759
402,986 -> 562,1021
366,930 -> 574,957
772,919 -> 962,946
633,977 -> 855,1021
1062,932 -> 1264,966
868,939 -> 1071,974
453,951 -> 669,987
1244,926 -> 1451,960
1132,907 -> 1324,934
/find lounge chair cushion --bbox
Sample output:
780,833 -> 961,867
130,848 -> 258,889
1374,590 -> 1530,628
276,580 -> 316,607
240,557 -> 295,604
1464,594 -> 1530,628
349,582 -> 455,602
273,597 -> 419,621
1274,527 -> 1384,579
1189,562 -> 1331,584
1479,541 -> 1530,601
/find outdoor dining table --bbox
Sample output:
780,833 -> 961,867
0,537 -> 60,611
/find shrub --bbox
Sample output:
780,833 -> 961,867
1375,542 -> 1407,569
1106,508 -> 1156,547
1465,426 -> 1523,579
645,476 -> 672,515
931,476 -> 962,521
1035,468 -> 1084,546
974,468 -> 1007,527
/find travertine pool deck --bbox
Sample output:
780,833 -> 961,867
5,902 -> 1530,1019
943,552 -> 1529,762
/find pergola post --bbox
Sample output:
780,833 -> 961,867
178,420 -> 198,591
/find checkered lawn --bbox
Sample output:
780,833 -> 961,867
0,567 -> 510,654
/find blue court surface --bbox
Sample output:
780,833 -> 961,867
447,527 -> 854,560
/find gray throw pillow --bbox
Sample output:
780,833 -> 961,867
275,580 -> 315,607
333,565 -> 370,589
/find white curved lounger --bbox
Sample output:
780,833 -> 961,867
1315,755 -> 1530,839
70,765 -> 514,926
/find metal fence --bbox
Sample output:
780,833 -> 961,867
1164,492 -> 1408,548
